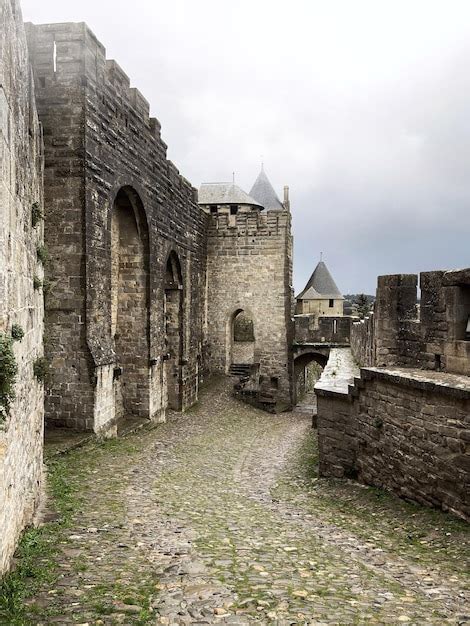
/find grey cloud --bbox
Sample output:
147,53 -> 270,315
21,0 -> 470,293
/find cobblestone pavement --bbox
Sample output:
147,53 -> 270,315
19,377 -> 470,625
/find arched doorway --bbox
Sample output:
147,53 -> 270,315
293,351 -> 328,406
111,187 -> 150,420
229,309 -> 255,369
164,251 -> 183,410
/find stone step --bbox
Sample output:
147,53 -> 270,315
229,364 -> 253,377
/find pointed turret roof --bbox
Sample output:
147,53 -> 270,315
249,167 -> 284,211
297,261 -> 344,300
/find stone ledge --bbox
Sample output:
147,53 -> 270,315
316,365 -> 470,402
362,367 -> 470,399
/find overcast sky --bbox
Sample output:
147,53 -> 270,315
21,0 -> 470,294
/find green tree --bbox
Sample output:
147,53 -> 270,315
357,294 -> 370,319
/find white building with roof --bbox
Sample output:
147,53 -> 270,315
296,260 -> 344,317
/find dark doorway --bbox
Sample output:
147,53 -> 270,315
164,251 -> 184,410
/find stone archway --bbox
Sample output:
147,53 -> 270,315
230,309 -> 255,367
164,251 -> 183,411
293,351 -> 328,405
111,186 -> 150,421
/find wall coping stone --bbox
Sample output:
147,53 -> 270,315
316,365 -> 470,402
314,348 -> 359,397
362,367 -> 470,399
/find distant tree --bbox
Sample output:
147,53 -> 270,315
357,293 -> 371,319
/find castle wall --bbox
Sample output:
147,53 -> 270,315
351,269 -> 470,376
206,209 -> 293,406
294,315 -> 351,345
316,368 -> 470,521
350,314 -> 375,367
320,267 -> 470,520
26,22 -> 207,433
0,0 -> 44,574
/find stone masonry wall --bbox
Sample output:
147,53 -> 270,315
350,314 -> 375,367
26,22 -> 208,433
294,315 -> 352,345
206,209 -> 294,407
316,369 -> 470,521
0,0 -> 44,574
351,269 -> 470,376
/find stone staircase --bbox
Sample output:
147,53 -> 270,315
229,363 -> 253,379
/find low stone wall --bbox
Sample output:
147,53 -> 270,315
350,315 -> 375,366
232,341 -> 255,364
316,368 -> 470,521
295,315 -> 352,345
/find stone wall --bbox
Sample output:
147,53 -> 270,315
316,368 -> 470,521
294,315 -> 352,345
205,209 -> 294,407
26,22 -> 208,433
350,314 -> 375,367
0,0 -> 44,574
351,269 -> 470,376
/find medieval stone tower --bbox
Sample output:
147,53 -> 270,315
200,168 -> 294,408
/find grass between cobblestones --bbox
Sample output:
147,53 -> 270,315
0,455 -> 77,624
0,438 -> 158,626
273,430 -> 470,582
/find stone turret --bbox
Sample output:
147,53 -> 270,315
296,260 -> 344,317
249,166 -> 286,211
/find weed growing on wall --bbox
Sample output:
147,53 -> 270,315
31,202 -> 43,228
11,325 -> 25,342
36,245 -> 49,265
0,334 -> 18,422
33,357 -> 49,384
33,276 -> 42,291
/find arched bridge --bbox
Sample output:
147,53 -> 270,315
293,314 -> 353,405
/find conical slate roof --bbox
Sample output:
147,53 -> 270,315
249,167 -> 284,211
297,261 -> 344,300
198,182 -> 263,208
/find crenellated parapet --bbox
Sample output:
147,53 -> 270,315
351,267 -> 470,376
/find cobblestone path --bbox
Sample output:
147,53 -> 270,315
15,377 -> 470,625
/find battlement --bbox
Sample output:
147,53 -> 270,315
26,22 -> 170,149
351,267 -> 470,375
207,207 -> 291,238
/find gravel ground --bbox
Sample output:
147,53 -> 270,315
19,376 -> 469,625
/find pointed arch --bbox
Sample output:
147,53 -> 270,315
164,249 -> 184,410
111,186 -> 150,420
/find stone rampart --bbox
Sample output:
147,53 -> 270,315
316,368 -> 470,521
350,314 -> 375,367
351,269 -> 470,376
0,0 -> 44,574
26,21 -> 208,433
